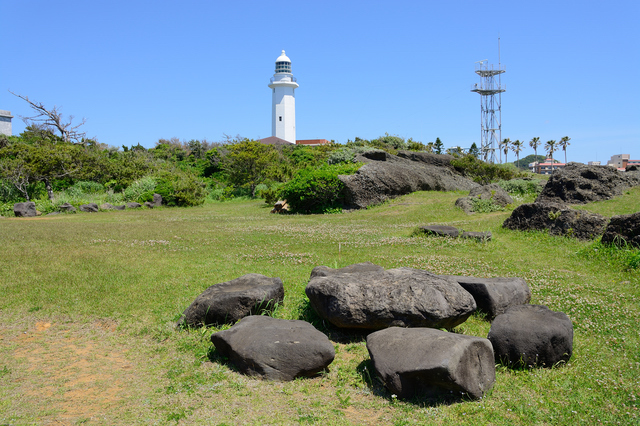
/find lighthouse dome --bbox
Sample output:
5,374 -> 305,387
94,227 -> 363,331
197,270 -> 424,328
275,50 -> 292,73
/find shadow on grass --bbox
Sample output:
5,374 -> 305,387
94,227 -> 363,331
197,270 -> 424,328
297,298 -> 371,344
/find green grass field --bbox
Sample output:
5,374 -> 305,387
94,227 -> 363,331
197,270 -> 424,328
1,188 -> 639,425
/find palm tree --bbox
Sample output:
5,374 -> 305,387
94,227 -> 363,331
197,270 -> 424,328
501,138 -> 511,164
559,136 -> 571,164
511,139 -> 524,168
529,137 -> 541,173
545,140 -> 557,172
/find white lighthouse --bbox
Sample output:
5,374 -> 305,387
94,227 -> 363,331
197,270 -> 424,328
268,50 -> 298,143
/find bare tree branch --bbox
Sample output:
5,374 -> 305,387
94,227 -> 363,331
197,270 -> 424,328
9,90 -> 87,143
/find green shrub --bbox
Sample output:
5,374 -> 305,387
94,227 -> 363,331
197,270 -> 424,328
497,179 -> 543,196
327,146 -> 379,165
470,198 -> 504,213
451,154 -> 521,184
71,181 -> 105,195
154,171 -> 207,207
123,176 -> 157,202
279,163 -> 362,213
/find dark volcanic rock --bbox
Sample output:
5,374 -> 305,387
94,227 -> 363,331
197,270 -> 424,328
339,153 -> 478,209
210,316 -> 335,381
114,205 -> 126,210
440,275 -> 530,320
305,266 -> 477,330
79,203 -> 99,213
144,201 -> 155,208
367,327 -> 495,400
179,274 -> 285,327
14,202 -> 37,217
100,203 -> 115,210
488,304 -> 573,368
419,225 -> 460,238
126,202 -> 142,209
502,202 -> 608,239
153,193 -> 163,207
455,197 -> 475,214
601,211 -> 640,248
59,202 -> 76,213
536,163 -> 640,204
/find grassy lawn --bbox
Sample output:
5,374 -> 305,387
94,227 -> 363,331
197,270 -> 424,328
0,189 -> 638,425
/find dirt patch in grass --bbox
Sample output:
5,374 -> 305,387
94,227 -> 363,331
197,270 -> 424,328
4,319 -> 147,424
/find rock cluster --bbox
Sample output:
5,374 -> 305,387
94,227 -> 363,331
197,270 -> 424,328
12,194 -> 163,217
536,163 -> 640,204
419,225 -> 492,241
185,262 -> 570,402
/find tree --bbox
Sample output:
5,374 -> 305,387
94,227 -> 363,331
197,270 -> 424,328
529,137 -> 541,159
468,142 -> 480,158
10,91 -> 87,143
545,140 -> 557,172
433,138 -> 444,155
221,140 -> 280,196
500,138 -> 511,164
511,139 -> 524,165
559,136 -> 571,164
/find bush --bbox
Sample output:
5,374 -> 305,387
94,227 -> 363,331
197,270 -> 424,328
154,170 -> 207,207
497,179 -> 543,197
123,176 -> 157,202
451,154 -> 521,184
327,146 -> 378,165
279,163 -> 362,213
470,198 -> 504,213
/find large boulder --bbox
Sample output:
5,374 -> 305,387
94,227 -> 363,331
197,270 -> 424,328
418,225 -> 460,238
601,211 -> 640,248
305,265 -> 477,330
502,202 -> 608,240
178,274 -> 285,327
79,203 -> 99,213
469,183 -> 513,207
440,275 -> 531,320
367,327 -> 495,400
488,304 -> 573,368
396,151 -> 456,169
536,163 -> 640,204
100,203 -> 115,210
14,202 -> 37,217
338,152 -> 479,209
126,202 -> 142,209
210,316 -> 335,381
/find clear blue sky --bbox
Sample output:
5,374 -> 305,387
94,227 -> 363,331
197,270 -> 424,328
1,0 -> 638,164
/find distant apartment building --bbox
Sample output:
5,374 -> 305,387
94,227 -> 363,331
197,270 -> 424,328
606,154 -> 639,171
529,158 -> 566,174
0,110 -> 13,136
587,161 -> 601,166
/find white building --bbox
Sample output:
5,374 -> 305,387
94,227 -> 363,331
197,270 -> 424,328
0,110 -> 13,136
268,50 -> 298,143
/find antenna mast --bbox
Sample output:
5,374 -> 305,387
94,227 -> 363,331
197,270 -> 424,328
471,41 -> 505,164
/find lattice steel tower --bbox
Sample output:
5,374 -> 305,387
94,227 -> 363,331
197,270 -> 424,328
471,57 -> 505,163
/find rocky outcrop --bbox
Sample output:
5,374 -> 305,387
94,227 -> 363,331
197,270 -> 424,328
488,304 -> 573,368
367,327 -> 495,400
210,316 -> 335,381
305,265 -> 477,330
153,193 -> 162,207
126,202 -> 142,209
536,163 -> 640,204
396,151 -> 456,169
338,152 -> 479,209
440,275 -> 531,320
601,211 -> 640,248
502,202 -> 608,240
455,184 -> 513,214
178,274 -> 285,327
13,202 -> 37,217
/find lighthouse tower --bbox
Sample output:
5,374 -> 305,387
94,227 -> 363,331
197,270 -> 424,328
268,50 -> 298,143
